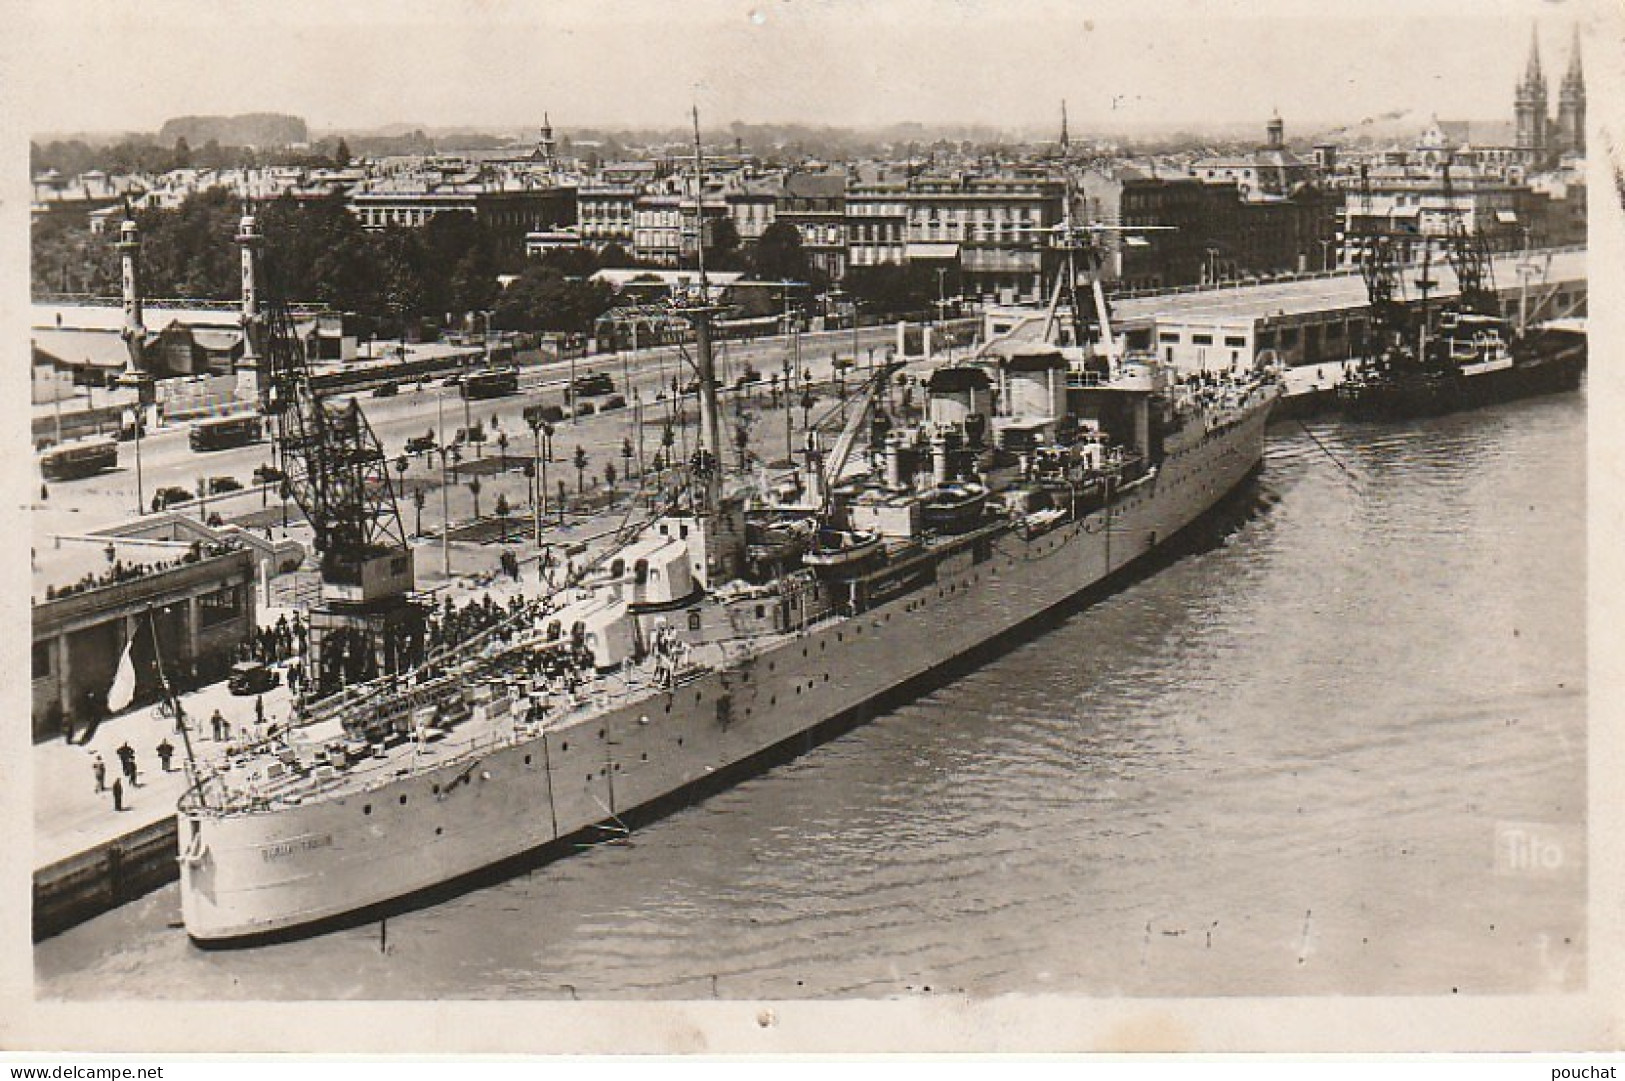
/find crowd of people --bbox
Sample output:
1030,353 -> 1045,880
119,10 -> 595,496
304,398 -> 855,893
40,540 -> 241,603
239,612 -> 306,667
425,592 -> 526,655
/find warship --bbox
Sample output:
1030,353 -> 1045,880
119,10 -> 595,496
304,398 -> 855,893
174,129 -> 1281,945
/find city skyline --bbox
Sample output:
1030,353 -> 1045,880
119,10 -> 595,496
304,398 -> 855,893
9,0 -> 1606,141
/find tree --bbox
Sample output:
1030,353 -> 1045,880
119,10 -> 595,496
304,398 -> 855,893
130,188 -> 241,300
621,436 -> 635,480
537,246 -> 601,279
334,137 -> 352,166
751,221 -> 810,284
705,216 -> 745,272
843,262 -> 940,319
492,263 -> 615,335
411,487 -> 427,537
573,445 -> 589,494
493,493 -> 511,541
496,431 -> 510,472
173,136 -> 192,169
597,242 -> 640,269
603,462 -> 618,506
467,476 -> 483,521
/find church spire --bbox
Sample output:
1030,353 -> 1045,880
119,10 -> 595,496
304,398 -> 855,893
1523,23 -> 1544,87
1059,99 -> 1069,155
1563,24 -> 1583,89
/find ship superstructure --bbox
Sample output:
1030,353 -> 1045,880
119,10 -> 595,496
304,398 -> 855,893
176,121 -> 1280,944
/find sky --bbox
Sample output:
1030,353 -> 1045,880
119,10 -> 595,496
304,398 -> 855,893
3,0 -> 1611,138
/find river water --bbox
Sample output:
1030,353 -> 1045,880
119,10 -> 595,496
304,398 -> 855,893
35,389 -> 1587,1000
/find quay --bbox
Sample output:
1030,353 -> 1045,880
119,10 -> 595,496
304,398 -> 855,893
984,245 -> 1587,414
31,508 -> 631,941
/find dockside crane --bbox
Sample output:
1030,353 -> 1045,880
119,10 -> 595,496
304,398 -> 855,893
1354,163 -> 1409,362
258,299 -> 425,698
1438,160 -> 1498,315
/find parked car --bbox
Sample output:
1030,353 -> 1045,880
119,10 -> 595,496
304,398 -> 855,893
405,434 -> 437,455
601,394 -> 627,412
154,486 -> 193,508
735,366 -> 762,388
572,372 -> 614,397
252,463 -> 285,484
228,661 -> 280,697
574,401 -> 596,417
207,476 -> 243,495
442,373 -> 463,387
371,381 -> 399,398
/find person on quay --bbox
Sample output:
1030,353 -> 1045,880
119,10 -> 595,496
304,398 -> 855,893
91,752 -> 106,793
156,738 -> 175,772
111,776 -> 124,812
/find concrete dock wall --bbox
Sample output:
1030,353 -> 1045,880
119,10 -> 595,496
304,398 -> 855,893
33,817 -> 178,941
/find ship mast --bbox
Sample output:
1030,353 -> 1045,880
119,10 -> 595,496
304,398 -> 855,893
1414,237 -> 1436,361
678,105 -> 728,502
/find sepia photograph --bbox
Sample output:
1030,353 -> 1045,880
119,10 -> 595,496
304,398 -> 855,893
5,0 -> 1621,1056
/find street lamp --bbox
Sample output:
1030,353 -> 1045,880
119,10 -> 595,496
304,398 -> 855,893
782,355 -> 794,463
528,416 -> 554,546
436,391 -> 451,577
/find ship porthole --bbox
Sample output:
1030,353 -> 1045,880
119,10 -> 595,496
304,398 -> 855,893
524,755 -> 532,765
561,741 -> 569,751
641,752 -> 648,762
363,804 -> 372,815
399,795 -> 408,805
435,827 -> 443,836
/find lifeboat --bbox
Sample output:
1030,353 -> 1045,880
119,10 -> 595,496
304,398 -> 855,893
920,482 -> 989,534
745,513 -> 817,567
801,528 -> 883,573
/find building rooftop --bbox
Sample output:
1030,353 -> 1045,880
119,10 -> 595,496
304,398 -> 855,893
1109,247 -> 1585,324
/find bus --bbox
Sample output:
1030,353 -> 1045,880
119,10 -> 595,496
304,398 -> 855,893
39,436 -> 119,480
189,414 -> 263,452
461,366 -> 520,400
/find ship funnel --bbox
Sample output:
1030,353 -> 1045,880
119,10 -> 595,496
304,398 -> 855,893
932,434 -> 951,486
885,434 -> 907,490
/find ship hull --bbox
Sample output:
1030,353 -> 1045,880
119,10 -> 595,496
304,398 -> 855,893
180,399 -> 1275,943
1339,331 -> 1585,421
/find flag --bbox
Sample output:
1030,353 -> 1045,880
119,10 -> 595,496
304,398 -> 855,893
106,640 -> 136,714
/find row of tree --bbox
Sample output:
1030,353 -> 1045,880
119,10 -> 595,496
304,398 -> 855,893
31,137 -> 354,181
32,184 -> 941,336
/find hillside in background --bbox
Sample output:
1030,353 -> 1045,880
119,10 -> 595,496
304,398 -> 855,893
157,113 -> 308,148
